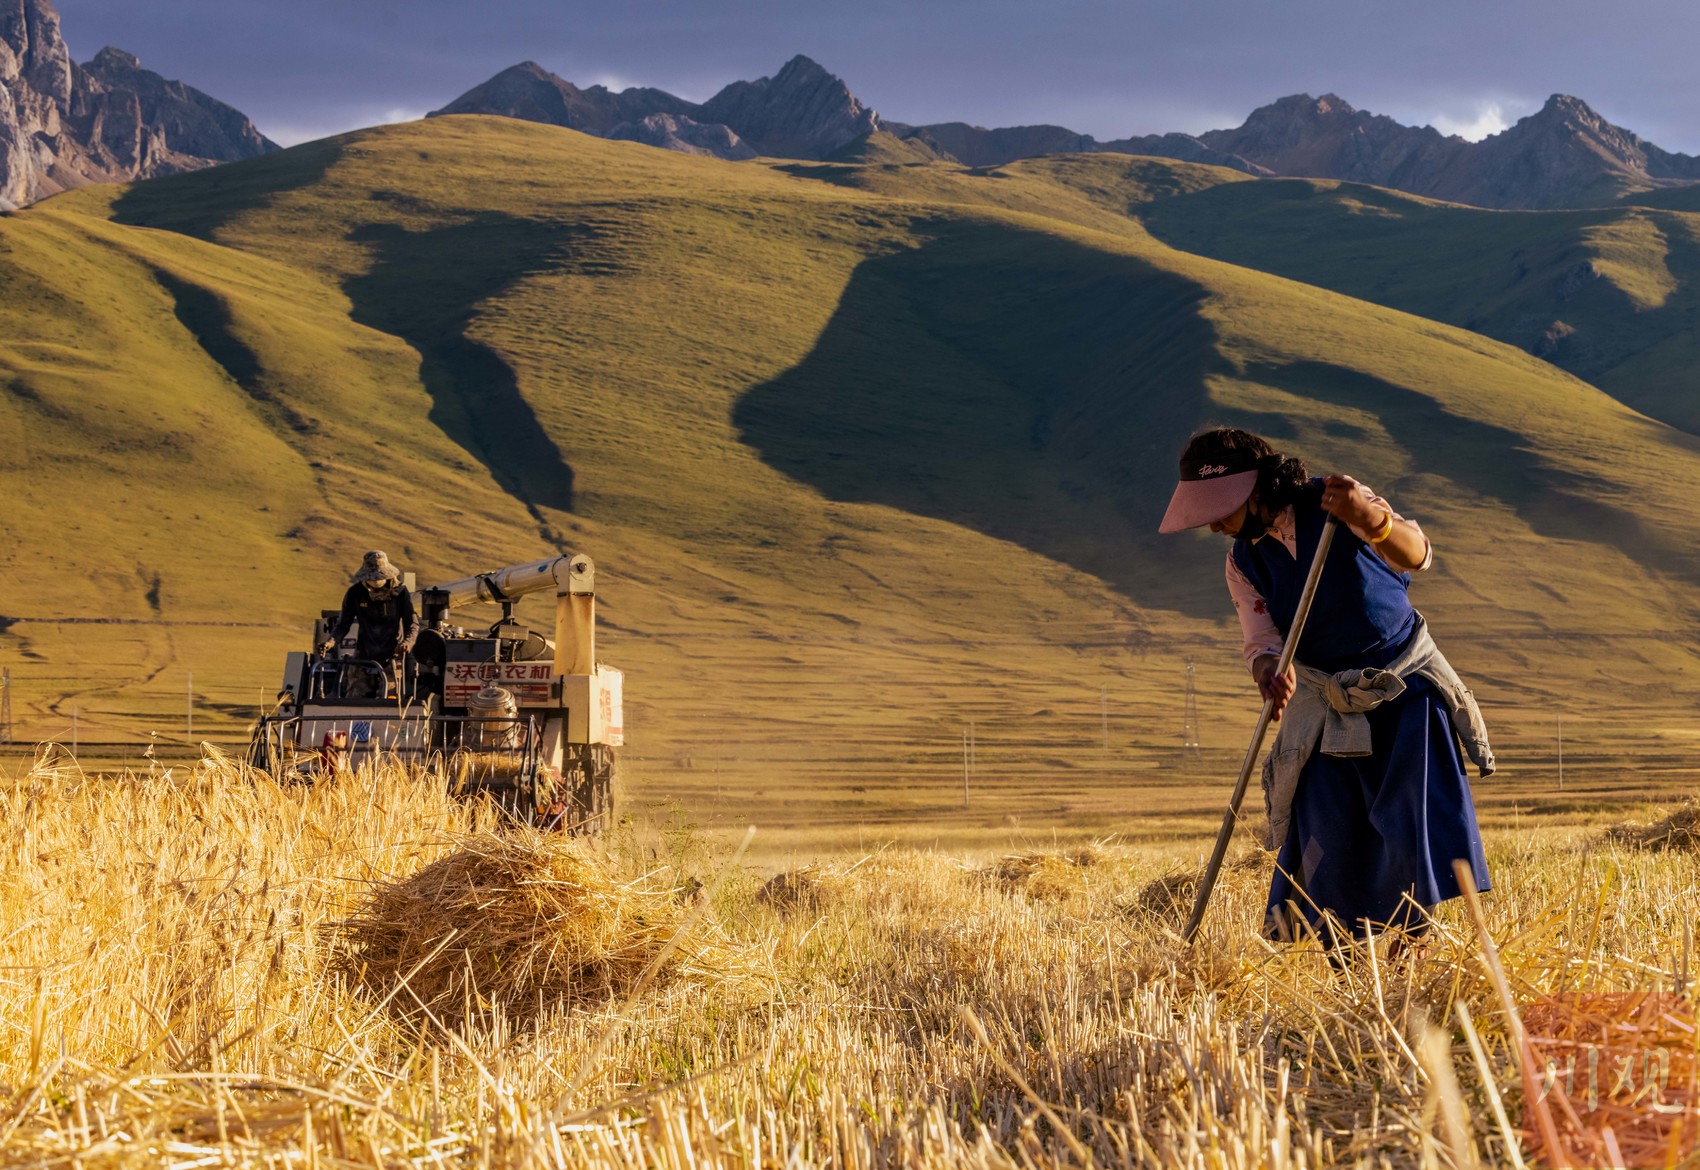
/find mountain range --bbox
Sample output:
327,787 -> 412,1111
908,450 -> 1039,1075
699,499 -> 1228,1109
3,0 -> 1698,214
429,56 -> 879,163
0,0 -> 275,208
436,55 -> 1700,211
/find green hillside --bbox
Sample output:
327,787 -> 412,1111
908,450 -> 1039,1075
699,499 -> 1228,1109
4,118 -> 1700,837
824,130 -> 950,165
778,150 -> 1251,238
1137,176 -> 1700,434
1621,184 -> 1700,214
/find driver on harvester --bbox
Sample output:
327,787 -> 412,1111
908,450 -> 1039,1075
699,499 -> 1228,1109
319,551 -> 419,698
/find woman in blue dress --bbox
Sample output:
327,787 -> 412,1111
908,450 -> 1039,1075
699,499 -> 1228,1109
1159,426 -> 1495,950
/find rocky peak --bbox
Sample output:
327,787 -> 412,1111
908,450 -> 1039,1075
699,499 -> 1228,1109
1211,93 -> 1343,152
1504,94 -> 1638,155
1194,92 -> 1463,197
1457,92 -> 1700,206
1262,92 -> 1356,120
772,54 -> 833,88
432,60 -> 692,136
70,46 -> 278,168
1217,92 -> 1422,151
88,45 -> 139,72
1535,93 -> 1603,125
697,53 -> 879,158
0,0 -> 71,102
432,62 -> 584,128
1181,89 -> 1700,208
0,0 -> 275,208
443,52 -> 882,161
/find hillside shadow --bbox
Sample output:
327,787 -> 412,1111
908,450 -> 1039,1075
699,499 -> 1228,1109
769,162 -> 868,191
1591,213 -> 1700,433
1247,360 -> 1700,583
733,220 -> 1234,618
342,214 -> 584,516
735,218 -> 1700,616
111,138 -> 345,240
1141,183 -> 1700,438
151,267 -> 314,435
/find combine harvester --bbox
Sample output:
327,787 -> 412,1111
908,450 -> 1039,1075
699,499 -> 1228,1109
248,554 -> 622,833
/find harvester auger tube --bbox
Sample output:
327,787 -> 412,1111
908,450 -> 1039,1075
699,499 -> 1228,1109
249,552 -> 622,836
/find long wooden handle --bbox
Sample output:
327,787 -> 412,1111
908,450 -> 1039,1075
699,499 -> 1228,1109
1181,517 -> 1338,943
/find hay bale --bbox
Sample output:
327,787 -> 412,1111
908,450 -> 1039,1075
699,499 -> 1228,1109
1603,800 -> 1700,852
1129,854 -> 1261,924
757,867 -> 834,912
335,832 -> 731,1025
1131,871 -> 1198,921
985,848 -> 1096,901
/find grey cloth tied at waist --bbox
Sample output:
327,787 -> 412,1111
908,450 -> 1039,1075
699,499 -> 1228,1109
1261,614 -> 1495,850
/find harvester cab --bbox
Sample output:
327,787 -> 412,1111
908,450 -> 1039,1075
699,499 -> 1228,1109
249,554 -> 623,834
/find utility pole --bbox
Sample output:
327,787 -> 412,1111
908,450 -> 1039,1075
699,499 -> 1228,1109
186,671 -> 194,737
71,705 -> 78,755
0,667 -> 11,747
962,725 -> 970,808
960,719 -> 976,807
1181,659 -> 1202,766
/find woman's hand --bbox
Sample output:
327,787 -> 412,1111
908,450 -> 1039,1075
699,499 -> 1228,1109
1252,654 -> 1296,720
1319,474 -> 1384,530
1320,473 -> 1429,571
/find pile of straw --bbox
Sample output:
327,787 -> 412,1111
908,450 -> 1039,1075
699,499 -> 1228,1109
335,832 -> 735,1025
1131,870 -> 1198,921
1603,800 -> 1700,852
1130,853 -> 1262,924
985,847 -> 1098,901
757,867 -> 836,912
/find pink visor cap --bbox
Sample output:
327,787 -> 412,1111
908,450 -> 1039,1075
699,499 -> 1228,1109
1158,454 -> 1260,534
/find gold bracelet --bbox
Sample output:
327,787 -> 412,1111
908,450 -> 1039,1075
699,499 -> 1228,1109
1368,508 -> 1395,543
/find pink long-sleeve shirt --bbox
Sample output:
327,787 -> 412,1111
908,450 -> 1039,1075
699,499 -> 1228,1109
1225,482 -> 1432,672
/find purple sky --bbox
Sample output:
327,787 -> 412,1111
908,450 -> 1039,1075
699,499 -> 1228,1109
53,0 -> 1700,154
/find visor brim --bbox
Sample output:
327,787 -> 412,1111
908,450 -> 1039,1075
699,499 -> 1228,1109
1158,470 -> 1257,533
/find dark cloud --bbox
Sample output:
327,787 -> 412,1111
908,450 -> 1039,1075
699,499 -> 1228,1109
52,0 -> 1700,152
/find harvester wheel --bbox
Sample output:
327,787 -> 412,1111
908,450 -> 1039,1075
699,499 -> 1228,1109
552,744 -> 615,837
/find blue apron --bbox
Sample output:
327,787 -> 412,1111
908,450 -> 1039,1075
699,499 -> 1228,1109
1232,483 -> 1489,943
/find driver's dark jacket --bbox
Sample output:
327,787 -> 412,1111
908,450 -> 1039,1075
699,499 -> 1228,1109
330,585 -> 418,662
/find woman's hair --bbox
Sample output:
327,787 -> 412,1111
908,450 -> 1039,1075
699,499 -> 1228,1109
1180,427 -> 1310,513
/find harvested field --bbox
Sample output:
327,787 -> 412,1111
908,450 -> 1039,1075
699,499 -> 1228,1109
0,753 -> 1696,1167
